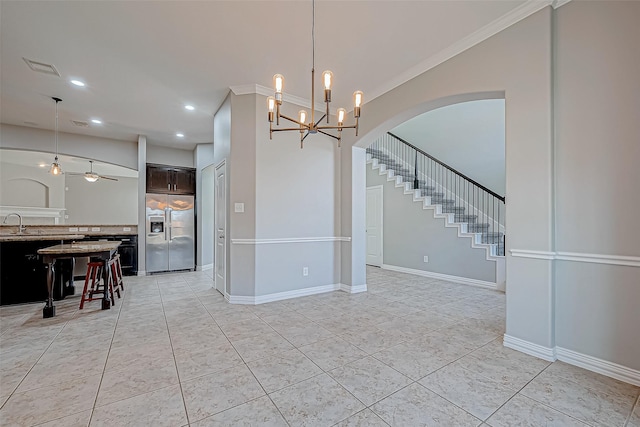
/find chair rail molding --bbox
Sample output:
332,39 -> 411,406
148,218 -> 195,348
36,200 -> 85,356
231,237 -> 351,245
510,249 -> 640,268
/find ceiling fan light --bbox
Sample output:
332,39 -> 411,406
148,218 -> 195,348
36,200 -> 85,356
84,173 -> 99,182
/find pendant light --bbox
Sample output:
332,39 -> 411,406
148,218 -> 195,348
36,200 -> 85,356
50,97 -> 62,176
267,0 -> 362,148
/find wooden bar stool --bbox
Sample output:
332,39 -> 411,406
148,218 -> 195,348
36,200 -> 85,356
79,260 -> 116,309
110,253 -> 124,293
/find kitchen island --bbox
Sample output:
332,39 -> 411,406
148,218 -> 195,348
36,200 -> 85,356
0,225 -> 137,306
38,241 -> 121,318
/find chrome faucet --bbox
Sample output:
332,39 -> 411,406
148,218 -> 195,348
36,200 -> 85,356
2,213 -> 26,234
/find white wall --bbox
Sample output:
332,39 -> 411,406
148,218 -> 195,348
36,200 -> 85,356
392,99 -> 506,196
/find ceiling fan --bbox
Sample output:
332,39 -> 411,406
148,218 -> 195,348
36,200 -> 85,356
67,160 -> 118,182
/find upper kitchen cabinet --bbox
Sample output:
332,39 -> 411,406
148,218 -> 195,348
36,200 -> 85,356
146,164 -> 196,195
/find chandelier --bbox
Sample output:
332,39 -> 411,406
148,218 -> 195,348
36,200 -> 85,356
267,0 -> 362,148
50,97 -> 63,176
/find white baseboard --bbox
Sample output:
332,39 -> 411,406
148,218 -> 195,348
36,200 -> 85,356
503,334 -> 557,362
137,271 -> 146,276
556,347 -> 640,387
503,336 -> 640,386
340,283 -> 368,294
228,283 -> 341,305
196,263 -> 213,272
382,264 -> 498,290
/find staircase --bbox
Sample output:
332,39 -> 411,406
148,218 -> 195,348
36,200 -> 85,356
366,133 -> 505,258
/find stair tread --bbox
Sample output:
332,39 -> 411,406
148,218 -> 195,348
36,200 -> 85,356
367,155 -> 506,256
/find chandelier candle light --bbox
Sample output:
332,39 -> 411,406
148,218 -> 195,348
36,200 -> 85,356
50,97 -> 63,176
267,0 -> 362,148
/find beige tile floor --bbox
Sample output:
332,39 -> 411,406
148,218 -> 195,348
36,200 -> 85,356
1,266 -> 638,426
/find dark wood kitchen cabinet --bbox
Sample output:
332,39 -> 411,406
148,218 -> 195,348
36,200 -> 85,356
146,164 -> 195,195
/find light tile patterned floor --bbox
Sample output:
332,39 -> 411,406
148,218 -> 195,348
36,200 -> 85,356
1,266 -> 638,426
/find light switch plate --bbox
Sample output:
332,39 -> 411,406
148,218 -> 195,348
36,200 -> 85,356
234,203 -> 245,213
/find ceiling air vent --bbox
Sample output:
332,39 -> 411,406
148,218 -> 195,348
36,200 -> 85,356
22,57 -> 60,76
71,120 -> 89,128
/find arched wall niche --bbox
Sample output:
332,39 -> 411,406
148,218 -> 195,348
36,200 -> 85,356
4,178 -> 50,208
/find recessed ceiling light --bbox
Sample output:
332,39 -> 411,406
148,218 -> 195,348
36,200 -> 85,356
70,80 -> 85,87
39,163 -> 47,168
184,105 -> 195,111
91,119 -> 102,124
176,133 -> 184,138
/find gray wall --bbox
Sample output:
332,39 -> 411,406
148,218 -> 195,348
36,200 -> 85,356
367,166 -> 496,283
65,176 -> 137,225
195,143 -> 215,270
254,96 -> 342,296
147,145 -> 194,168
0,162 -> 65,209
213,95 -> 232,294
392,99 -> 506,196
553,1 -> 640,370
228,93 -> 257,297
341,7 -> 556,351
0,124 -> 138,170
215,91 -> 344,299
339,2 -> 640,374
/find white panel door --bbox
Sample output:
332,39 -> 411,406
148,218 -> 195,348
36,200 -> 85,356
366,186 -> 383,266
214,161 -> 227,296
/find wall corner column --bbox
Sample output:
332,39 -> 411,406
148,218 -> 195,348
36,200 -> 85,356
137,135 -> 147,276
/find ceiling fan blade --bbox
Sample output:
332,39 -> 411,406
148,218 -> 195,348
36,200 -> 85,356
99,175 -> 119,181
65,172 -> 84,176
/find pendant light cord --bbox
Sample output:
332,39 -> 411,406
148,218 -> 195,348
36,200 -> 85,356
54,99 -> 59,159
312,0 -> 315,71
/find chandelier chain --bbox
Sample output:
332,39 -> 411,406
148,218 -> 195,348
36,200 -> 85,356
312,0 -> 315,72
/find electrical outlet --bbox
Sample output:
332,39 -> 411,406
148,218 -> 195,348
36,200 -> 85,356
302,267 -> 309,276
423,256 -> 429,263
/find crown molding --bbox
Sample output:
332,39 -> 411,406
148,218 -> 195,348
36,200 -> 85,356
366,0 -> 558,104
230,84 -> 329,113
232,0 -> 571,109
552,0 -> 572,9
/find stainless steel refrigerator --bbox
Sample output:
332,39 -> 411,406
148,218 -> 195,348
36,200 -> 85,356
146,194 -> 195,273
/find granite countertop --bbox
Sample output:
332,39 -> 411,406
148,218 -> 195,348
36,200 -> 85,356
0,224 -> 137,241
0,234 -> 86,242
37,241 -> 121,255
